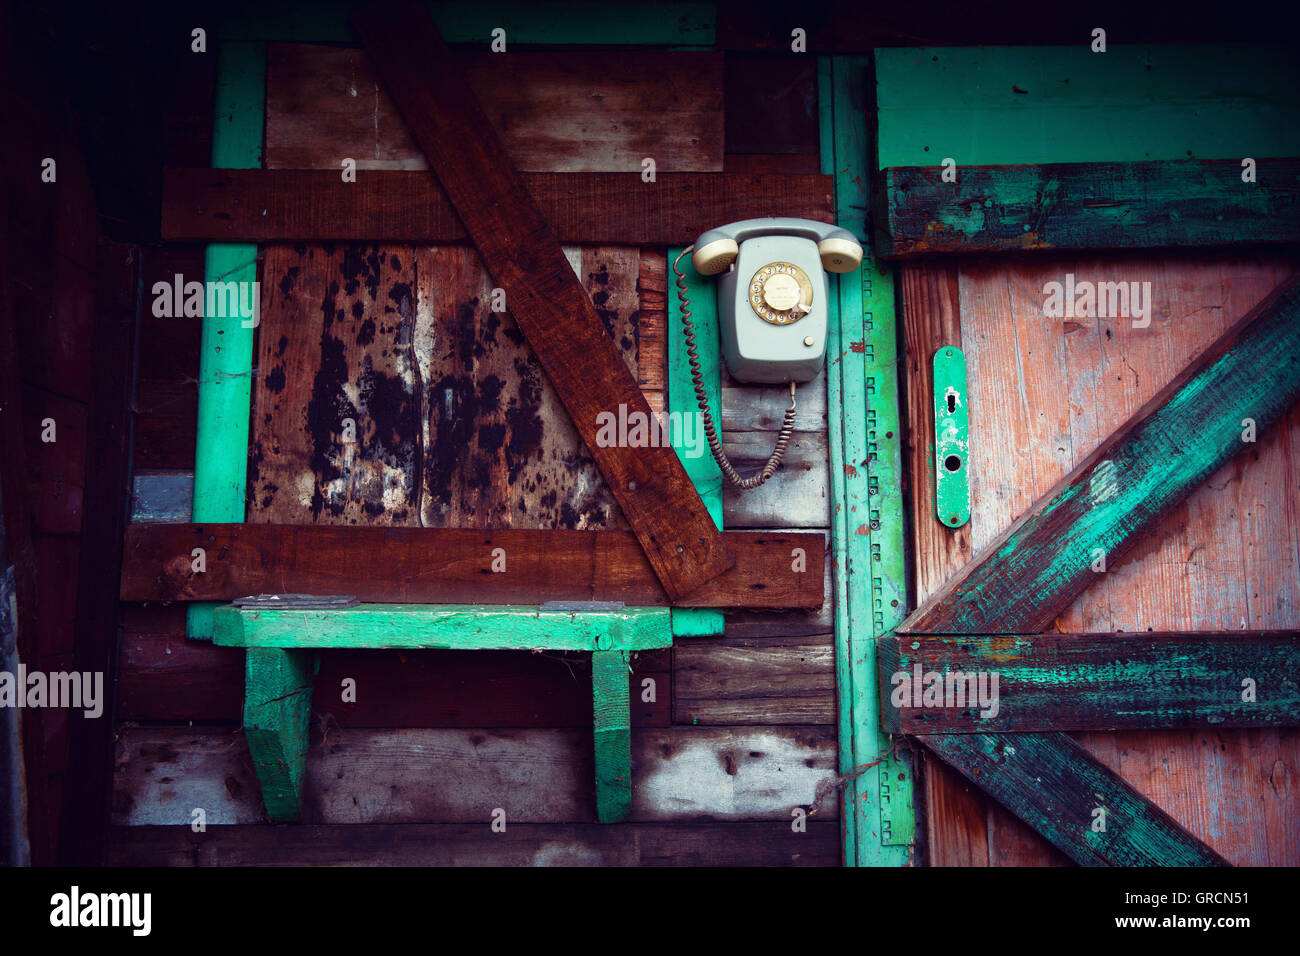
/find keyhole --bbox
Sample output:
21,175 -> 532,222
946,393 -> 957,414
944,454 -> 962,472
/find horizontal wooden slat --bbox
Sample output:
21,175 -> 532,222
107,821 -> 838,866
213,604 -> 672,650
902,273 -> 1300,635
877,159 -> 1300,258
160,169 -> 834,243
112,725 -> 839,824
922,732 -> 1229,866
117,608 -> 671,727
119,524 -> 825,609
674,636 -> 836,725
880,631 -> 1300,733
265,45 -> 724,173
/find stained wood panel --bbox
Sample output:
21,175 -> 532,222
111,725 -> 839,825
250,243 -> 645,529
265,43 -> 724,173
906,252 -> 1300,866
108,821 -> 840,867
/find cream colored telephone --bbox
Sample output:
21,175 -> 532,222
673,218 -> 864,488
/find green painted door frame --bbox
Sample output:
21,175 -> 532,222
821,55 -> 916,866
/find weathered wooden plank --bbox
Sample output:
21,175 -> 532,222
189,38 -> 265,643
875,45 -> 1300,169
353,1 -> 732,601
265,44 -> 723,173
880,631 -> 1300,733
903,273 -> 1300,635
213,604 -> 672,651
592,650 -> 632,823
902,261 -> 1061,864
901,265 -> 970,600
112,725 -> 839,824
821,53 -> 916,866
412,245 -> 635,529
673,636 -> 836,725
1092,727 -> 1300,867
635,251 -> 667,403
878,160 -> 1300,258
120,524 -> 824,609
722,366 -> 827,434
923,732 -> 1230,866
247,244 -> 645,530
107,821 -> 839,867
161,169 -> 834,243
721,432 -> 828,529
722,528 -> 832,638
243,647 -> 314,821
250,243 -> 421,526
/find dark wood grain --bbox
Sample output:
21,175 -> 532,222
880,630 -> 1300,733
108,821 -> 839,866
160,168 -> 834,244
119,523 -> 825,609
878,160 -> 1300,258
353,0 -> 732,601
58,240 -> 139,865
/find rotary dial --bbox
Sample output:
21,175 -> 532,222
748,262 -> 814,325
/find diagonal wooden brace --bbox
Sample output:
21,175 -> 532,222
353,0 -> 733,602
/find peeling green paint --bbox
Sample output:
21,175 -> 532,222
932,347 -> 969,528
213,604 -> 673,651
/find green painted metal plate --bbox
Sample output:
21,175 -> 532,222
933,346 -> 970,529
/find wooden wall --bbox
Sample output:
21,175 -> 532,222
903,254 -> 1300,866
2,90 -> 100,865
111,43 -> 841,865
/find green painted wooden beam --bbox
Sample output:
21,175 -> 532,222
218,0 -> 715,45
821,55 -> 914,866
213,604 -> 673,651
591,649 -> 632,823
875,44 -> 1300,169
244,647 -> 314,822
880,630 -> 1300,734
877,159 -> 1300,258
904,273 -> 1300,635
668,247 -> 725,638
923,732 -> 1230,866
188,38 -> 265,641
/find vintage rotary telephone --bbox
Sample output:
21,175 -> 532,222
674,218 -> 864,488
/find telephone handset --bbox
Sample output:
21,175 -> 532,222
674,218 -> 864,488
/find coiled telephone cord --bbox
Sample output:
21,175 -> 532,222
673,246 -> 798,489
